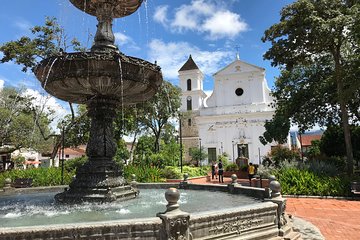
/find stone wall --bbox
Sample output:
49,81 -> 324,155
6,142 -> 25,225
190,202 -> 279,239
0,218 -> 161,240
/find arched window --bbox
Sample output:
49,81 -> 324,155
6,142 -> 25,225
187,79 -> 192,91
188,119 -> 192,126
186,96 -> 192,110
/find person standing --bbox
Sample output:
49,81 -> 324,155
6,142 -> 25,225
248,162 -> 255,184
211,162 -> 216,180
218,160 -> 224,183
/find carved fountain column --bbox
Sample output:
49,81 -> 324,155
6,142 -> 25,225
55,98 -> 139,203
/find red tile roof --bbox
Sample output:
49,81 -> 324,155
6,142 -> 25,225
299,134 -> 322,146
58,148 -> 86,156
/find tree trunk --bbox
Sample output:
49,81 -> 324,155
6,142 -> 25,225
339,99 -> 354,175
154,131 -> 160,153
335,59 -> 354,175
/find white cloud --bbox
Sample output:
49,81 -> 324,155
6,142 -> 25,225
154,0 -> 248,39
22,89 -> 70,131
14,19 -> 32,31
153,5 -> 169,25
13,19 -> 33,36
114,32 -> 140,51
0,79 -> 4,90
202,11 -> 248,39
148,39 -> 233,81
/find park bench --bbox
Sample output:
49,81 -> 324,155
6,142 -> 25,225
351,182 -> 360,197
11,178 -> 33,188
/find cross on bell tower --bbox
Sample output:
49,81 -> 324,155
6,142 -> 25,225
235,45 -> 241,60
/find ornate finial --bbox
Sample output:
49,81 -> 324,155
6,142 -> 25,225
269,180 -> 281,198
231,174 -> 238,184
164,188 -> 180,212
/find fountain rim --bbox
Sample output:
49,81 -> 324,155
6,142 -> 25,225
34,51 -> 161,73
69,0 -> 144,18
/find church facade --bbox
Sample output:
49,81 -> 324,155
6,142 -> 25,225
178,55 -> 276,165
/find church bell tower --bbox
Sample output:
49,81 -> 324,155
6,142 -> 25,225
178,55 -> 207,164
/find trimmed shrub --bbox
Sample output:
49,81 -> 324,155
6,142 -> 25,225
160,166 -> 182,179
0,167 -> 75,187
123,165 -> 163,183
160,166 -> 208,179
225,163 -> 239,171
276,167 -> 352,196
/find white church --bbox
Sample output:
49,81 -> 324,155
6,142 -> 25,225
179,55 -> 276,165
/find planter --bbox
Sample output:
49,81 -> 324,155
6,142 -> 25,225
223,171 -> 248,179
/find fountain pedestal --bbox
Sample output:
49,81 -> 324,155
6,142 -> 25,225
55,98 -> 138,203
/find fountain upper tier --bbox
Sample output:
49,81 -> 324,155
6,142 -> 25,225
70,0 -> 143,18
34,51 -> 162,105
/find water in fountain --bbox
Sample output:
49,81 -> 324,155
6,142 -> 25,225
0,189 -> 260,228
42,57 -> 58,90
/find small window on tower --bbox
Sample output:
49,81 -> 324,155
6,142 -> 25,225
187,79 -> 192,91
188,119 -> 192,126
187,96 -> 192,110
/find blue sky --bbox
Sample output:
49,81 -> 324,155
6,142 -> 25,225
0,0 -> 294,118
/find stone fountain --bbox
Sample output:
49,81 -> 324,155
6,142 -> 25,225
34,0 -> 163,203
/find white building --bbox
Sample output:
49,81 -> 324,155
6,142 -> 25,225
179,55 -> 276,165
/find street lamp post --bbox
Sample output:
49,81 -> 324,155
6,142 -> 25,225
232,140 -> 235,162
61,123 -> 65,185
199,138 -> 202,167
179,115 -> 183,173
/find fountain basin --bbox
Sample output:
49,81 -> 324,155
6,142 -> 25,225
0,187 -> 260,228
35,52 -> 162,105
0,183 -> 295,240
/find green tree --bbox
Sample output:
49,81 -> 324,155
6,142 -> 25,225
0,17 -> 87,161
133,135 -> 156,166
0,87 -> 53,155
320,125 -> 360,161
307,140 -> 322,160
259,114 -> 291,145
114,138 -> 130,166
135,81 -> 181,152
189,147 -> 208,167
0,17 -> 84,72
158,123 -> 181,166
62,105 -> 90,147
269,146 -> 300,166
262,0 -> 360,175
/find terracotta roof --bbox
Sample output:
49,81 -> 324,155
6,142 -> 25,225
58,148 -> 86,155
178,55 -> 199,71
299,134 -> 322,146
25,160 -> 41,165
